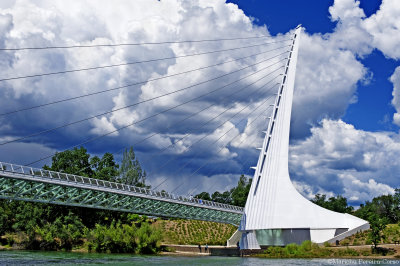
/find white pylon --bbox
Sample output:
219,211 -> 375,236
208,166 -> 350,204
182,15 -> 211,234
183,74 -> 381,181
234,26 -> 369,249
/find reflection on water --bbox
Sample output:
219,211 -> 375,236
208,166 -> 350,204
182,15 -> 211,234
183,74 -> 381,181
0,250 -> 399,265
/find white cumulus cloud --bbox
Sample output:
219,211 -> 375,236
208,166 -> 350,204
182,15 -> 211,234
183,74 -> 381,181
290,119 -> 400,203
391,66 -> 400,126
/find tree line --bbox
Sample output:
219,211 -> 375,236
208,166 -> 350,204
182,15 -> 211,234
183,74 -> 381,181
0,146 -> 160,253
310,191 -> 400,248
43,146 -> 147,187
195,174 -> 252,207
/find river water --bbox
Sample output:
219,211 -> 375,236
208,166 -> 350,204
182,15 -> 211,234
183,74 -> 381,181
0,250 -> 399,265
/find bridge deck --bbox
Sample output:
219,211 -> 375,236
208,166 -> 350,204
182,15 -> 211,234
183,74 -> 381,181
0,162 -> 243,225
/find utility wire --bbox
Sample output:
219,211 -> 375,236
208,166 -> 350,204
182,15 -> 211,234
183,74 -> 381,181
0,45 -> 290,117
1,54 -> 286,147
0,39 -> 292,82
23,64 -> 285,166
0,35 -> 289,51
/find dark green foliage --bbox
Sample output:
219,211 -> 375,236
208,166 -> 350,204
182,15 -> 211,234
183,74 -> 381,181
27,211 -> 85,250
195,174 -> 252,207
0,146 -> 162,253
230,175 -> 251,207
119,147 -> 147,187
195,192 -> 211,201
90,153 -> 119,181
44,147 -> 94,177
86,221 -> 162,254
259,241 -> 367,258
368,214 -> 388,249
211,191 -> 232,204
0,200 -> 16,235
311,194 -> 354,213
355,189 -> 400,224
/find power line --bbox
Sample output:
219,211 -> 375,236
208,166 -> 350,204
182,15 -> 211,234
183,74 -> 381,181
0,45 -> 290,117
0,39 -> 292,82
23,63 -> 285,167
1,54 -> 287,147
0,35 -> 288,51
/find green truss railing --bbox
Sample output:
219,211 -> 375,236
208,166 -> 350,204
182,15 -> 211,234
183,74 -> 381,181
0,162 -> 243,225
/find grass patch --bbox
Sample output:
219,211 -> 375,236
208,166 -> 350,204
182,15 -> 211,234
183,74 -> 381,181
255,241 -> 397,258
336,224 -> 400,246
155,219 -> 236,245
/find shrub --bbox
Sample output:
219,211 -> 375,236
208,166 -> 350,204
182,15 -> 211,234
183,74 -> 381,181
323,241 -> 331,247
361,249 -> 371,256
5,234 -> 15,246
340,239 -> 350,246
264,246 -> 286,257
335,247 -> 359,256
299,240 -> 312,252
86,221 -> 162,254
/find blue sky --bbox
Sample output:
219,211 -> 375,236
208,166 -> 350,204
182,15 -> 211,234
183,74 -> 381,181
229,0 -> 398,133
0,0 -> 399,205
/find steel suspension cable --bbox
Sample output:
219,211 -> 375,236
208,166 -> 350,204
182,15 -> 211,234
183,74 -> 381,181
155,80 -> 279,191
0,55 -> 287,146
186,120 -> 266,196
0,35 -> 289,51
0,39 -> 292,82
151,77 -> 281,190
23,64 -> 285,166
0,45 -> 290,117
195,86 -> 278,202
72,66 -> 282,178
170,94 -> 275,194
126,68 -> 282,179
193,101 -> 275,196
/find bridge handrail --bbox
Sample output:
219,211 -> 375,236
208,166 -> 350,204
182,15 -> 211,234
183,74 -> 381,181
0,161 -> 243,212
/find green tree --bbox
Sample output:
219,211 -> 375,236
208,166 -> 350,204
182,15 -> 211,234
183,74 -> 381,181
195,192 -> 211,201
371,194 -> 400,223
91,153 -> 119,181
44,147 -> 94,177
311,194 -> 354,213
119,147 -> 147,187
355,189 -> 400,224
12,202 -> 45,234
195,175 -> 252,206
368,214 -> 388,249
211,191 -> 231,204
230,175 -> 252,207
0,200 -> 16,235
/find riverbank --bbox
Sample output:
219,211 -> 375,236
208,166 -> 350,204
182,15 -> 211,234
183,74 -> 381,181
3,250 -> 398,266
2,242 -> 400,260
160,243 -> 400,259
252,242 -> 400,259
